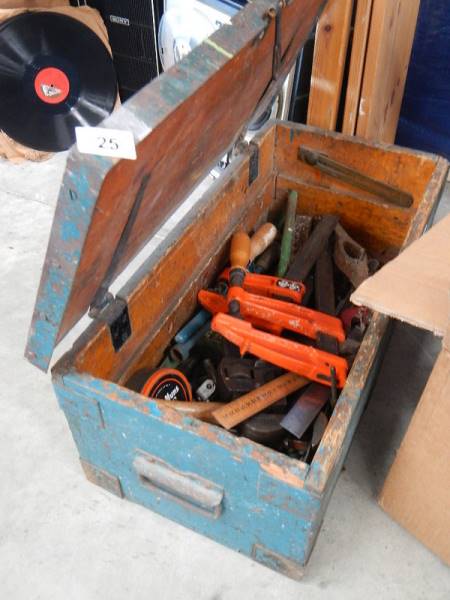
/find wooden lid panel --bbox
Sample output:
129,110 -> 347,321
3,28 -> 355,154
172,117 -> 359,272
26,0 -> 324,370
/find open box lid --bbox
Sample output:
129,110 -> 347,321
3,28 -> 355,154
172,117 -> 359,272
25,0 -> 324,372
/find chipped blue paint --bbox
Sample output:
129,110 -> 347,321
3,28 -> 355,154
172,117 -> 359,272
307,316 -> 391,493
25,154 -> 112,371
63,372 -> 310,483
61,220 -> 82,242
54,372 -> 320,573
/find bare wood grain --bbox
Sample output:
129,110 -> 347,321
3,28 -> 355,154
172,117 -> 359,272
342,0 -> 374,135
307,0 -> 354,130
356,0 -> 420,143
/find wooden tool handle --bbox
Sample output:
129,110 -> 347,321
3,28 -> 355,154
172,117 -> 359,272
249,223 -> 277,261
149,399 -> 223,423
230,231 -> 251,271
212,373 -> 309,430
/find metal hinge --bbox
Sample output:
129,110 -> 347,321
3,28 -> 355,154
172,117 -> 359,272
266,2 -> 283,82
248,142 -> 260,186
87,173 -> 151,350
250,2 -> 286,125
90,297 -> 132,352
89,173 -> 151,316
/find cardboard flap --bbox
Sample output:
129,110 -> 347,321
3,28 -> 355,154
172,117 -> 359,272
25,0 -> 324,371
351,213 -> 450,336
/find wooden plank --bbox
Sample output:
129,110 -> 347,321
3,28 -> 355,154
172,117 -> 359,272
307,0 -> 354,130
356,0 -> 420,143
26,0 -> 324,372
274,123 -> 438,208
342,0 -> 374,135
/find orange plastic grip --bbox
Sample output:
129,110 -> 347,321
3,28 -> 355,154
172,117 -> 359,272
198,288 -> 345,342
230,231 -> 251,271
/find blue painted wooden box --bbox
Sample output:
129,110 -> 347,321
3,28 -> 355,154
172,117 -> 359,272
25,0 -> 449,580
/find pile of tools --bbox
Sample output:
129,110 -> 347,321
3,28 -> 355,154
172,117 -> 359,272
130,192 -> 375,462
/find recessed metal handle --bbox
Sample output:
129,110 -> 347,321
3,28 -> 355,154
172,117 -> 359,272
133,453 -> 224,518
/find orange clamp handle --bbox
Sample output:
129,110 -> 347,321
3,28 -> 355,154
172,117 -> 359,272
219,268 -> 306,304
211,313 -> 348,388
199,287 -> 345,342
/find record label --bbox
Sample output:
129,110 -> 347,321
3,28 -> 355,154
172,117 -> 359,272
34,67 -> 70,104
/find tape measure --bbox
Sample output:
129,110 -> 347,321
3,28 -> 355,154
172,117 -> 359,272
141,368 -> 193,402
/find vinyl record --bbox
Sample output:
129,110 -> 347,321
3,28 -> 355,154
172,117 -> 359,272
0,11 -> 117,152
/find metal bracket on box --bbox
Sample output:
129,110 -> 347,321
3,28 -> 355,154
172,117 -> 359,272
89,297 -> 132,352
248,142 -> 260,186
268,2 -> 283,82
87,174 -> 151,350
251,2 -> 286,125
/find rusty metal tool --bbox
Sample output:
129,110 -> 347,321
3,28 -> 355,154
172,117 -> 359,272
249,222 -> 278,261
286,214 -> 339,282
211,313 -> 348,388
315,244 -> 339,355
252,241 -> 280,274
292,215 -> 313,258
199,286 -> 346,341
277,190 -> 298,277
298,146 -> 414,208
334,224 -> 369,287
315,245 -> 335,316
212,372 -> 309,430
219,268 -> 305,303
280,383 -> 329,439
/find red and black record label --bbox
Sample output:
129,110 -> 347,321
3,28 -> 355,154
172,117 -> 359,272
0,12 -> 117,152
34,67 -> 70,104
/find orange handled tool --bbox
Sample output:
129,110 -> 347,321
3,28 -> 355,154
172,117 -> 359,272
229,231 -> 251,316
230,231 -> 251,279
199,287 -> 345,341
219,268 -> 305,304
211,313 -> 348,388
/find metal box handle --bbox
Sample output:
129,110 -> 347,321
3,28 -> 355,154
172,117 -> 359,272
133,453 -> 224,518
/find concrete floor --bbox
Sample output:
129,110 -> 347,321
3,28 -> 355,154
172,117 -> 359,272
1,153 -> 449,600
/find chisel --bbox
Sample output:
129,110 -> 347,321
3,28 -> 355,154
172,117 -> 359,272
280,383 -> 330,439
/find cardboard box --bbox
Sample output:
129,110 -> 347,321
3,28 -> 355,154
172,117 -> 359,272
352,213 -> 450,566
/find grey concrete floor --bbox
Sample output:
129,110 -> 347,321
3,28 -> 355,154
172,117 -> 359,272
1,153 -> 449,600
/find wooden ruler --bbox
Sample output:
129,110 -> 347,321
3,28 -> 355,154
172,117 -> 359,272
212,373 -> 309,430
149,400 -> 223,423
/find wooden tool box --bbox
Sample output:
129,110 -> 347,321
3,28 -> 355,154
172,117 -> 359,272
25,0 -> 448,579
